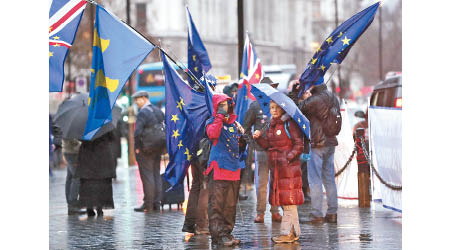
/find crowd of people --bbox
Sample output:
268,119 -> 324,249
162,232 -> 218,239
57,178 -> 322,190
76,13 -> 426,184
50,76 -> 342,246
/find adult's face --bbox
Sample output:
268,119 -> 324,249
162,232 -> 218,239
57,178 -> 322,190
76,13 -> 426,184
135,97 -> 148,109
218,100 -> 228,113
269,101 -> 284,119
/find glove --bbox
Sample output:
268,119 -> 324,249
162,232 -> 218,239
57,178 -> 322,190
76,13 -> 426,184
300,153 -> 310,163
217,106 -> 228,116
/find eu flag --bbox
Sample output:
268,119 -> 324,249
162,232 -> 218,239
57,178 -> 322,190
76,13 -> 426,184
162,53 -> 199,187
186,6 -> 212,87
83,5 -> 155,140
298,2 -> 380,96
49,0 -> 87,92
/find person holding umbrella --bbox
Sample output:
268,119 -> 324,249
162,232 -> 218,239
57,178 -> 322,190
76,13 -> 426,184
253,100 -> 305,243
53,93 -> 121,217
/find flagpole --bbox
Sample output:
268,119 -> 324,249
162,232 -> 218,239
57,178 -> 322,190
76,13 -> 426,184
85,0 -> 204,90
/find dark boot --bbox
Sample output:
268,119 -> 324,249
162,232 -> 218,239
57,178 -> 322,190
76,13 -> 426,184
96,207 -> 103,216
182,224 -> 195,233
87,208 -> 96,217
325,213 -> 337,223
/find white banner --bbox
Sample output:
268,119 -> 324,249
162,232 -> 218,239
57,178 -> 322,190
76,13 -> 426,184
334,102 -> 359,200
368,106 -> 402,212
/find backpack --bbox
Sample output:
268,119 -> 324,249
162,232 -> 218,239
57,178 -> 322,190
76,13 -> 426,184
322,94 -> 342,137
141,105 -> 166,154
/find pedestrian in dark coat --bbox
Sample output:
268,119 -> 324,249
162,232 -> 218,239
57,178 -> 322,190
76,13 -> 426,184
254,101 -> 304,243
75,131 -> 116,216
298,83 -> 340,224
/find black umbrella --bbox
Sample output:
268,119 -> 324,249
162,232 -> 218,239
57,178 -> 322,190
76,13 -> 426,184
53,93 -> 122,140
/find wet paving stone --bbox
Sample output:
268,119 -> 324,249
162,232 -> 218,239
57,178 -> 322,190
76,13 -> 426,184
50,165 -> 401,249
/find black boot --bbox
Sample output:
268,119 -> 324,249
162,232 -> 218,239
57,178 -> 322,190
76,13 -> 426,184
96,207 -> 103,216
87,208 -> 96,217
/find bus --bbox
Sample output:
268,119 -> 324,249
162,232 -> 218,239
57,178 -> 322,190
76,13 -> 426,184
135,62 -> 188,107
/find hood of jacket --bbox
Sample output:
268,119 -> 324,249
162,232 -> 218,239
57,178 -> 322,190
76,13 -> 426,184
212,93 -> 237,123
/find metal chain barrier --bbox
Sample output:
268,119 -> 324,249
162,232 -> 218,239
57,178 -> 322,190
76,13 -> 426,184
334,144 -> 357,177
358,135 -> 402,191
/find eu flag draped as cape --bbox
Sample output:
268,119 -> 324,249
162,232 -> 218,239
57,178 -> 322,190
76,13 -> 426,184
49,0 -> 87,92
83,5 -> 155,140
298,2 -> 380,97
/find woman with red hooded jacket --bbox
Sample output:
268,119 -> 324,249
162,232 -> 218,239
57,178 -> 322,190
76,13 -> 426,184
253,100 -> 305,243
204,93 -> 246,247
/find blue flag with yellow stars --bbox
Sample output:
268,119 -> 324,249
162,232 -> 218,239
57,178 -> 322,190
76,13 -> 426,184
162,52 -> 199,187
186,6 -> 212,87
298,2 -> 380,97
83,5 -> 155,140
49,0 -> 87,92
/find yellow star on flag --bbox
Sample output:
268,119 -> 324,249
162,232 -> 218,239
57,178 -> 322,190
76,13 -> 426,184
177,140 -> 183,149
192,55 -> 196,61
93,69 -> 119,93
311,58 -> 317,65
337,32 -> 343,38
172,129 -> 180,139
326,37 -> 333,44
240,72 -> 244,78
52,36 -> 60,40
53,43 -> 60,47
49,51 -> 53,57
49,26 -> 53,33
171,114 -> 179,123
184,148 -> 191,161
341,36 -> 351,46
93,28 -> 110,52
176,97 -> 185,111
303,124 -> 306,130
315,46 -> 322,53
255,73 -> 260,80
194,67 -> 198,72
298,118 -> 301,123
320,64 -> 326,71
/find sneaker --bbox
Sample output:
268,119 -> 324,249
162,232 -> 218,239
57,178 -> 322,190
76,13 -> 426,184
254,214 -> 264,223
271,234 -> 296,243
272,212 -> 282,223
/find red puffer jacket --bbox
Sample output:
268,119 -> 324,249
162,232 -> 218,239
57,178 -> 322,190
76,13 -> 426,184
256,116 -> 304,206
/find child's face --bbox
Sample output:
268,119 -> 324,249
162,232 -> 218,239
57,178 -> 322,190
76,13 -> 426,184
218,101 -> 228,113
269,101 -> 284,118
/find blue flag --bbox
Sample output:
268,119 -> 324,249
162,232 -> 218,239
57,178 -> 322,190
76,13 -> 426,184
83,5 -> 155,140
186,6 -> 212,87
162,53 -> 199,187
49,0 -> 87,92
298,2 -> 380,97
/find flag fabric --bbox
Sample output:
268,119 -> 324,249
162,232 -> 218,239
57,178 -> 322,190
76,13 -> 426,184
298,2 -> 380,97
199,74 -> 217,117
49,0 -> 87,92
162,53 -> 199,187
83,5 -> 155,140
235,33 -> 264,124
186,6 -> 212,87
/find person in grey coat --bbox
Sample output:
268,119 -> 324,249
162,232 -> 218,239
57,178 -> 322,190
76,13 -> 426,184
133,91 -> 165,212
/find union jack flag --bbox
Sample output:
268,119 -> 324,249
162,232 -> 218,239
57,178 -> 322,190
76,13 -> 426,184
235,33 -> 264,124
49,0 -> 87,92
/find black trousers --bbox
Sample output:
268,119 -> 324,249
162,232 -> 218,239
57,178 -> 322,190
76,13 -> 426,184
183,161 -> 209,229
208,173 -> 240,240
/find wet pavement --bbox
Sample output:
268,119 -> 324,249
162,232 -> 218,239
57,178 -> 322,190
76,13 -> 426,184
50,159 -> 401,250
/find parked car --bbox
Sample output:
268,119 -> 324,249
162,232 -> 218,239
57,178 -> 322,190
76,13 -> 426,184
369,72 -> 402,108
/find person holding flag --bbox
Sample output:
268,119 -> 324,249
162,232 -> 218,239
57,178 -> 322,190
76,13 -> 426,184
204,92 -> 246,247
297,2 -> 380,224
